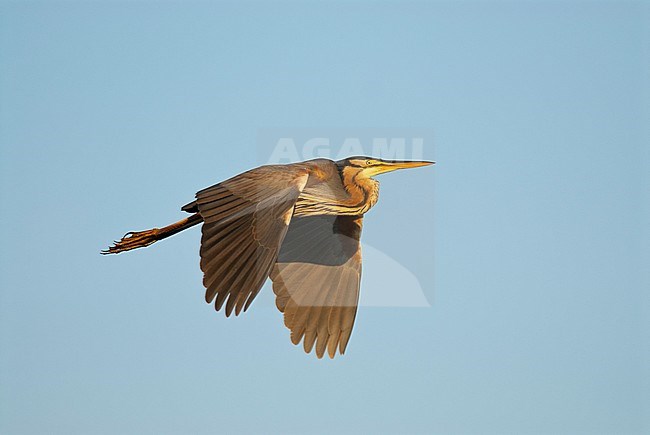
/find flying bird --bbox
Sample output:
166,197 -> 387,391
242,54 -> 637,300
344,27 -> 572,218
103,156 -> 434,358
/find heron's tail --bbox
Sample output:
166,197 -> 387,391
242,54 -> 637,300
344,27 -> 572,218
102,213 -> 202,255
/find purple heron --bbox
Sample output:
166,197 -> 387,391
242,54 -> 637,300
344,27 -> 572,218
103,157 -> 434,358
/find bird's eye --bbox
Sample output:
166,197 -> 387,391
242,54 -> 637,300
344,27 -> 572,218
365,160 -> 373,166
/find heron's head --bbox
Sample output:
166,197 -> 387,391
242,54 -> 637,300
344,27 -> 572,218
336,156 -> 434,179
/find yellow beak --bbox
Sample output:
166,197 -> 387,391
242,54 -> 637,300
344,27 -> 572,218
373,160 -> 435,175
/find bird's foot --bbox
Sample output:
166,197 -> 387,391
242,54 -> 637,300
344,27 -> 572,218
101,228 -> 160,254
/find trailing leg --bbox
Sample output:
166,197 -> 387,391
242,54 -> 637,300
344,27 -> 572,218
102,213 -> 202,254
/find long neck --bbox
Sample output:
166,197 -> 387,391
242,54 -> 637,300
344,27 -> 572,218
339,166 -> 379,215
293,165 -> 380,217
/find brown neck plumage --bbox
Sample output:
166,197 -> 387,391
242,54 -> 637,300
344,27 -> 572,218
340,166 -> 379,215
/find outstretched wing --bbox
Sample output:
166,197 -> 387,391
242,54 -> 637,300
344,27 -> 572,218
194,165 -> 309,317
270,215 -> 363,359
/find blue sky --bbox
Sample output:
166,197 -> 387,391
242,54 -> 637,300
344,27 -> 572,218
0,1 -> 648,434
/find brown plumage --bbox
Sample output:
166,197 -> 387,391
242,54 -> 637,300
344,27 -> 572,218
103,156 -> 433,358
